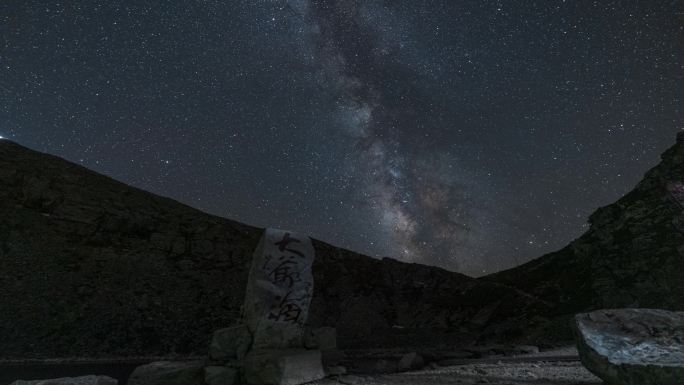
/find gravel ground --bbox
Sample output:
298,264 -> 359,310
525,346 -> 579,358
313,361 -> 601,385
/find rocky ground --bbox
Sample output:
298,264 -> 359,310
0,347 -> 590,385
311,346 -> 601,385
315,361 -> 600,385
2,356 -> 600,385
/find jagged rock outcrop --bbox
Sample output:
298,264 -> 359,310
486,133 -> 684,343
0,140 -> 546,358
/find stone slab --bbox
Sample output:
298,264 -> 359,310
574,308 -> 684,385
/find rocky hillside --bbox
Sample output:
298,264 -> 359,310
2,133 -> 681,358
0,140 -> 547,358
485,132 -> 684,342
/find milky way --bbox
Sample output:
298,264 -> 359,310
1,0 -> 682,275
283,0 -> 495,268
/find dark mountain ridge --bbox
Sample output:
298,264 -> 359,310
0,139 -> 546,358
1,134 -> 682,358
485,132 -> 684,325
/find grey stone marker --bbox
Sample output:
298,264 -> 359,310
241,228 -> 326,385
243,228 -> 316,350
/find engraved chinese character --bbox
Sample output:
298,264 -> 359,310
268,256 -> 300,287
268,291 -> 304,324
274,232 -> 305,258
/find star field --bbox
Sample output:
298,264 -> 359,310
1,0 -> 682,275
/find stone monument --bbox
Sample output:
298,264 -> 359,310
241,228 -> 326,385
243,228 -> 316,350
191,229 -> 331,385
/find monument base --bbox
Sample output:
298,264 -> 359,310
244,349 -> 326,385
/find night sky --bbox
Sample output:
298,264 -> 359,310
1,1 -> 682,276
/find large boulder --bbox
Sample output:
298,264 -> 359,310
126,361 -> 205,385
573,308 -> 684,385
10,376 -> 117,385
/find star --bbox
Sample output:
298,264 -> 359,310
1,0 -> 681,275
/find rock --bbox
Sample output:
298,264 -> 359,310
204,366 -> 238,385
209,324 -> 251,361
126,361 -> 205,385
243,229 -> 316,350
513,345 -> 540,355
322,349 -> 345,367
244,349 -> 326,385
574,308 -> 684,385
326,365 -> 347,376
522,370 -> 537,379
338,376 -> 364,384
373,359 -> 397,373
10,376 -> 117,385
304,326 -> 337,350
398,352 -> 424,372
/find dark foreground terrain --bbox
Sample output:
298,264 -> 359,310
0,133 -> 683,359
1,348 -> 595,385
2,362 -> 598,385
0,362 -> 137,384
313,362 -> 600,385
